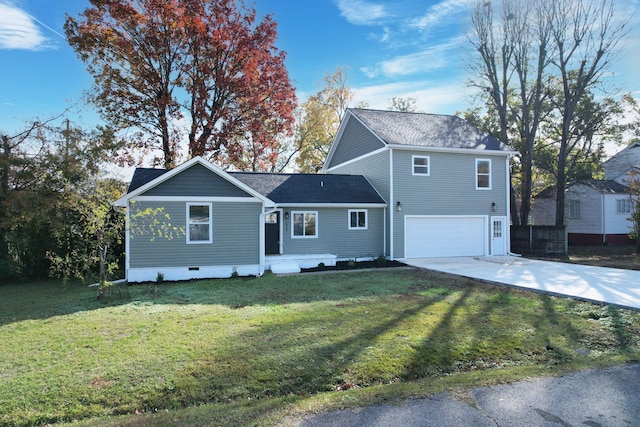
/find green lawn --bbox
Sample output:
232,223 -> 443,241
1,269 -> 639,426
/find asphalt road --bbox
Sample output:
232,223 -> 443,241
298,363 -> 640,427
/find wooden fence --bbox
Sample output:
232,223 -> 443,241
511,225 -> 567,255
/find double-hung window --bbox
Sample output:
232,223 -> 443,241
476,159 -> 491,189
412,155 -> 430,175
569,200 -> 581,219
348,210 -> 368,230
292,211 -> 317,238
617,199 -> 631,214
187,203 -> 212,244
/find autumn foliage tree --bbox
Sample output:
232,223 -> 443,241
65,0 -> 296,170
294,68 -> 364,173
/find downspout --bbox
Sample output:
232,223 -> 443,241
389,149 -> 394,259
602,193 -> 606,245
383,208 -> 387,258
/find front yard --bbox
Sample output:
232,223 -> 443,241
1,266 -> 639,426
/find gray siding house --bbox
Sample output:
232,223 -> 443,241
324,109 -> 513,260
115,108 -> 513,282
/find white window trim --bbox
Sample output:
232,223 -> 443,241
291,211 -> 318,239
568,200 -> 581,219
412,155 -> 430,176
186,202 -> 213,244
476,158 -> 492,190
617,198 -> 631,214
348,209 -> 368,230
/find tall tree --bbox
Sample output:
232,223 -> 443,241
546,0 -> 627,226
65,0 -> 186,169
294,68 -> 364,173
468,0 -> 552,226
183,1 -> 296,169
65,0 -> 296,171
467,0 -> 627,226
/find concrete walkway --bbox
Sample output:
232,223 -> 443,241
404,256 -> 640,310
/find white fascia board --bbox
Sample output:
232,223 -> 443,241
322,110 -> 351,172
276,203 -> 387,208
130,196 -> 265,203
322,110 -> 389,172
113,156 -> 275,207
386,144 -> 516,157
323,147 -> 388,173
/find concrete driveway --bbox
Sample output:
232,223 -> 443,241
404,256 -> 640,310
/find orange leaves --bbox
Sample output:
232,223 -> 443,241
66,0 -> 296,171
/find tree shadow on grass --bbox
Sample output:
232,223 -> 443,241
398,283 -> 620,385
0,269 -> 430,326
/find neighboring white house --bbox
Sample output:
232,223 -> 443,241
532,141 -> 640,245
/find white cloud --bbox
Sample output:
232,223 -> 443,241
353,79 -> 473,115
0,3 -> 49,50
362,36 -> 465,78
336,0 -> 388,25
410,0 -> 476,32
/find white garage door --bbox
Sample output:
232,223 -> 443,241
405,216 -> 486,258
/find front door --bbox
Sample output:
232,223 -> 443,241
265,212 -> 280,255
491,217 -> 506,256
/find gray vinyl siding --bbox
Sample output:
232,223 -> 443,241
328,115 -> 385,169
328,150 -> 391,256
143,163 -> 253,198
130,200 -> 261,268
391,149 -> 508,258
281,207 -> 385,259
566,185 -> 602,234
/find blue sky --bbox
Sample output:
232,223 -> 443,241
1,0 -> 639,136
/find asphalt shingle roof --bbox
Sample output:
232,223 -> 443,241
126,167 -> 386,205
127,168 -> 168,193
230,172 -> 386,204
349,108 -> 510,151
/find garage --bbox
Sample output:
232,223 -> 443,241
404,216 -> 487,258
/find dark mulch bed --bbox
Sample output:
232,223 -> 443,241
302,259 -> 407,273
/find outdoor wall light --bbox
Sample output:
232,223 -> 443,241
396,201 -> 402,212
491,202 -> 497,212
285,211 -> 290,219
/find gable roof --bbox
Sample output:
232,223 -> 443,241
603,141 -> 640,181
231,172 -> 386,205
113,157 -> 273,207
116,160 -> 386,207
348,108 -> 511,152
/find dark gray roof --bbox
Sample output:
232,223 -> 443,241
349,108 -> 510,151
231,172 -> 386,204
127,168 -> 168,192
126,167 -> 386,205
574,180 -> 629,194
536,180 -> 629,198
